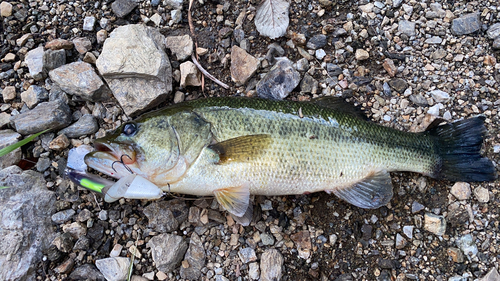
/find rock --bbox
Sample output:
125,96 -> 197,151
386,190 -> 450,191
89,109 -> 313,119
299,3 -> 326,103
52,232 -> 74,253
256,58 -> 300,100
2,86 -> 16,102
0,166 -> 56,281
51,209 -> 76,224
83,16 -> 96,31
97,29 -> 108,44
111,0 -> 139,17
25,46 -> 46,80
249,262 -> 260,280
147,233 -> 188,273
290,230 -> 312,259
0,112 -> 10,128
165,35 -> 193,61
83,52 -> 97,64
451,13 -> 481,36
388,78 -> 408,93
409,93 -> 428,106
355,49 -> 369,60
230,45 -> 259,86
144,200 -> 188,232
0,1 -> 13,17
261,233 -> 275,246
96,257 -> 130,281
173,91 -> 185,103
493,38 -> 500,49
54,258 -> 75,274
3,53 -> 15,62
150,13 -> 162,26
359,3 -> 374,13
456,234 -> 478,258
426,3 -> 446,19
447,247 -> 464,263
16,34 -> 32,46
383,59 -> 397,77
0,130 -> 21,170
10,100 -> 72,135
306,34 -> 327,50
395,233 -> 406,249
424,213 -> 446,236
398,20 -> 416,36
58,114 -> 98,138
49,62 -> 111,102
402,226 -> 413,239
260,249 -> 283,281
69,264 -> 105,281
450,182 -> 471,200
429,90 -> 450,103
20,85 -> 48,108
180,233 -> 206,280
62,222 -> 87,239
170,9 -> 182,25
45,39 -> 74,50
431,49 -> 447,60
180,61 -> 202,88
35,157 -> 50,172
73,236 -> 90,250
72,37 -> 92,54
300,73 -> 318,94
239,248 -> 257,263
479,268 -> 500,281
487,23 -> 500,39
473,187 -> 489,203
425,36 -> 443,44
43,49 -> 66,71
164,0 -> 182,9
96,24 -> 172,116
315,49 -> 326,60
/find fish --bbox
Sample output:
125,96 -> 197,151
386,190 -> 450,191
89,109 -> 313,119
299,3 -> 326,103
84,97 -> 496,224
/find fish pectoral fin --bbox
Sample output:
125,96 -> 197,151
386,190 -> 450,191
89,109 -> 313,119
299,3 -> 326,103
214,184 -> 250,217
332,169 -> 393,209
208,134 -> 272,164
312,96 -> 369,121
231,203 -> 253,226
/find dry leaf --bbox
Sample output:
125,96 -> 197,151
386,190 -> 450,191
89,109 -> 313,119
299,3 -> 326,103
254,0 -> 290,39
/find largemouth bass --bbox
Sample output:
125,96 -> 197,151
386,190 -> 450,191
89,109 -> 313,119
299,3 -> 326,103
84,97 -> 496,222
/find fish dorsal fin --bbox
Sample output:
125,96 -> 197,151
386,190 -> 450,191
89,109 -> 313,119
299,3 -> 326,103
208,134 -> 272,164
214,184 -> 250,217
332,169 -> 393,209
312,97 -> 369,120
231,203 -> 254,226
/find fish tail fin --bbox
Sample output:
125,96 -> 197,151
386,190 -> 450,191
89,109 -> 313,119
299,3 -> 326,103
429,116 -> 496,182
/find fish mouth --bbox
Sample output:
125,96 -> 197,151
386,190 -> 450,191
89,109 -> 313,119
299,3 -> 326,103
84,141 -> 137,178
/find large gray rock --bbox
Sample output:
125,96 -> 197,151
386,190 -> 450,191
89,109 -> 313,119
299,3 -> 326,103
0,166 -> 56,281
180,233 -> 206,280
147,233 -> 188,273
96,24 -> 173,116
43,49 -> 66,72
0,130 -> 21,169
58,114 -> 98,138
49,62 -> 111,102
10,100 -> 72,135
111,0 -> 139,17
256,58 -> 300,100
487,23 -> 500,39
398,20 -> 416,36
143,200 -> 189,232
20,85 -> 48,109
451,13 -> 481,36
25,46 -> 46,80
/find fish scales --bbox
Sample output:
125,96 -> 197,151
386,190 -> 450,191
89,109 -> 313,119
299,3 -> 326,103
85,97 -> 495,219
168,99 -> 437,196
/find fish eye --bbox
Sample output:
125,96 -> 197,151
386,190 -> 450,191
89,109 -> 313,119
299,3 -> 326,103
122,123 -> 137,136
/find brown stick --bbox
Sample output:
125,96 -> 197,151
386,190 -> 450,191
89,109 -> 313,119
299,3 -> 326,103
188,0 -> 205,92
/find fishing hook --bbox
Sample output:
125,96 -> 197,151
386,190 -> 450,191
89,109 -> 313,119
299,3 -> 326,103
111,154 -> 134,174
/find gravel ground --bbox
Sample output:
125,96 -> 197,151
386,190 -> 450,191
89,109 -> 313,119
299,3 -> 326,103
1,0 -> 499,280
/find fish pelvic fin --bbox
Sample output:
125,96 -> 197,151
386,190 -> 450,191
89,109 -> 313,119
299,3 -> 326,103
231,203 -> 254,226
214,184 -> 250,217
331,169 -> 393,209
208,134 -> 272,164
429,116 -> 497,182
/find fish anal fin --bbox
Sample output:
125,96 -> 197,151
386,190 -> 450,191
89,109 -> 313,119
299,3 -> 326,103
332,169 -> 393,209
231,203 -> 253,226
312,96 -> 369,120
214,184 -> 250,217
208,134 -> 272,164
